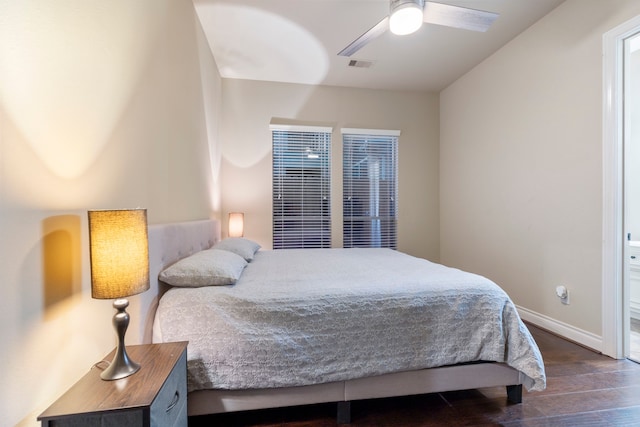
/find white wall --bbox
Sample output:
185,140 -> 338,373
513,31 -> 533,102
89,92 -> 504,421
219,79 -> 440,261
440,0 -> 640,342
0,1 -> 222,425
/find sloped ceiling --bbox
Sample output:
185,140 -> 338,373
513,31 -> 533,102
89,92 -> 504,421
194,0 -> 566,92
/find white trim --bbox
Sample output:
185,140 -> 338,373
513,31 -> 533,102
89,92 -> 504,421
341,128 -> 401,137
269,124 -> 333,133
516,305 -> 602,353
602,15 -> 640,359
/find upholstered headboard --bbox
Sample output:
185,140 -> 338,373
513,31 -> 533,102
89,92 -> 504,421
129,219 -> 221,344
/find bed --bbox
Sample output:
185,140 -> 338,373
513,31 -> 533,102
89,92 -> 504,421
142,219 -> 546,423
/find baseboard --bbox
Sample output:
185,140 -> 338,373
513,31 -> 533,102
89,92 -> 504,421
516,305 -> 603,353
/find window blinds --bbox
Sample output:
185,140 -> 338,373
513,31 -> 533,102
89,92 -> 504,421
272,126 -> 331,249
343,130 -> 398,249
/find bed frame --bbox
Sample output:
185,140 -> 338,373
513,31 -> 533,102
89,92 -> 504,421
134,219 -> 524,423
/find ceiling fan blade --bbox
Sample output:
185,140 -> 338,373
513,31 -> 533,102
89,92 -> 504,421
423,1 -> 498,32
338,16 -> 389,57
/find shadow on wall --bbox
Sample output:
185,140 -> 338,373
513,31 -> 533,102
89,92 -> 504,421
42,215 -> 83,312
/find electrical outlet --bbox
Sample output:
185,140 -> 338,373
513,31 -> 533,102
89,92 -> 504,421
556,285 -> 570,305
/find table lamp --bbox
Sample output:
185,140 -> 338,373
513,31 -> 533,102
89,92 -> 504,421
88,209 -> 149,380
228,212 -> 244,237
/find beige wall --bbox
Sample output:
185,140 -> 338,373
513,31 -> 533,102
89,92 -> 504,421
0,1 -> 222,425
220,79 -> 440,261
440,0 -> 640,338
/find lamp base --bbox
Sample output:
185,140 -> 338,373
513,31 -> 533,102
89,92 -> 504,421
100,298 -> 140,380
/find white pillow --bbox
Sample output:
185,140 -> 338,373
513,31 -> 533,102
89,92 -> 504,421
159,249 -> 247,287
213,237 -> 261,262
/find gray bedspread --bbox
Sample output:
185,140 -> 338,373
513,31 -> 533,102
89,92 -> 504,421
153,248 -> 546,392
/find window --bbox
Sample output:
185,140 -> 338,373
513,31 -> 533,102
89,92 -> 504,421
271,125 -> 331,249
342,129 -> 399,249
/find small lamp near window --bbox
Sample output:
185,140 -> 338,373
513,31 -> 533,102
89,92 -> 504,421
389,0 -> 424,36
228,212 -> 244,238
88,209 -> 149,381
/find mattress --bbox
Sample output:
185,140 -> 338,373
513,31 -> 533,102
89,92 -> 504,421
153,248 -> 546,393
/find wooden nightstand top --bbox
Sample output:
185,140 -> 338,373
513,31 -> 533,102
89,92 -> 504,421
38,341 -> 188,421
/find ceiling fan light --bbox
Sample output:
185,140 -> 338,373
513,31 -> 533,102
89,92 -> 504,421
389,0 -> 423,36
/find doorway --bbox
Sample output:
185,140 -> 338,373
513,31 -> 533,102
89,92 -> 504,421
625,33 -> 640,363
603,15 -> 640,361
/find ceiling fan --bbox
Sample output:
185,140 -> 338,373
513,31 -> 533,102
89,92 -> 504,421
338,0 -> 499,57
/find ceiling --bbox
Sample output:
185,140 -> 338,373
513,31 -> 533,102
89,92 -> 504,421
193,0 -> 566,92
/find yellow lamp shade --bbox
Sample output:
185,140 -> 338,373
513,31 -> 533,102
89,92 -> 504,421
88,209 -> 149,299
228,212 -> 244,238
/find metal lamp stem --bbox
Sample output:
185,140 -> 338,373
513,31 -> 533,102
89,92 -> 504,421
100,298 -> 140,380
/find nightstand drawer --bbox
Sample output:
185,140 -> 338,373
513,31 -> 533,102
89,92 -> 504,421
46,410 -> 142,426
150,348 -> 187,427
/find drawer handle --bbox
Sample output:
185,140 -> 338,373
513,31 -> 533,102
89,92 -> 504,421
633,256 -> 637,259
166,391 -> 180,413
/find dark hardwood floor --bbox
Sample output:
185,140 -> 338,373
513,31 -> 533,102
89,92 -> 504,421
189,324 -> 640,426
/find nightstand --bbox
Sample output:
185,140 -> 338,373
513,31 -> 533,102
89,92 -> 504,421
38,341 -> 188,427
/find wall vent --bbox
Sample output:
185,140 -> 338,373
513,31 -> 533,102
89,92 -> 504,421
348,59 -> 374,68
